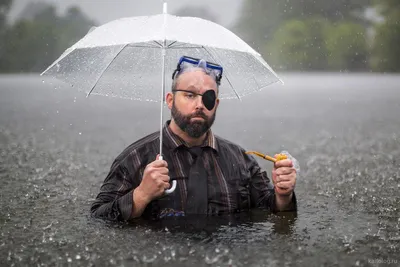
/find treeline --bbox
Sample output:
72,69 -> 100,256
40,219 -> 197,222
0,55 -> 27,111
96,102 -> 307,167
0,0 -> 399,73
234,0 -> 400,72
0,1 -> 95,73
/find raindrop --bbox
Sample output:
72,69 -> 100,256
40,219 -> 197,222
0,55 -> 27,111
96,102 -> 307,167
42,80 -> 45,83
79,132 -> 82,135
67,258 -> 72,263
76,255 -> 81,260
142,255 -> 157,263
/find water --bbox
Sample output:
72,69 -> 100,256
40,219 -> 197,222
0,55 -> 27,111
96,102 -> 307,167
0,73 -> 399,266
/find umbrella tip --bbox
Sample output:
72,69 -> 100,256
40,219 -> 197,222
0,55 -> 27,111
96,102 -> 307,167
163,2 -> 167,14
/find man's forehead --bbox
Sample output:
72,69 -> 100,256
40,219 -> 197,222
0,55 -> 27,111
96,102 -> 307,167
176,70 -> 218,91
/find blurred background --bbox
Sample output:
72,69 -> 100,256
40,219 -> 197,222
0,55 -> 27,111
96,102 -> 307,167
1,0 -> 399,74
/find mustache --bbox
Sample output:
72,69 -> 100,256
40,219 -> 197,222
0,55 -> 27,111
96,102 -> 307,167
189,111 -> 207,120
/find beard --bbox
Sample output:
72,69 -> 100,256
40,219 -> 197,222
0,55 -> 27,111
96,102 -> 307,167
171,102 -> 216,138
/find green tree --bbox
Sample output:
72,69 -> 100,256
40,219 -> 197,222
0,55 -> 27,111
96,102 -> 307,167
0,6 -> 60,72
0,3 -> 96,73
234,0 -> 371,49
0,0 -> 12,31
266,17 -> 330,70
374,0 -> 400,17
233,0 -> 285,52
325,22 -> 368,71
282,0 -> 371,21
371,9 -> 400,72
234,0 -> 372,71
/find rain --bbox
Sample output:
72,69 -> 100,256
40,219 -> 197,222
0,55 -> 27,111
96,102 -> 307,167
1,0 -> 400,266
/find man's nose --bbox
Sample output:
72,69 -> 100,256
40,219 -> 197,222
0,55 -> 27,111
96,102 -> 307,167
194,95 -> 205,109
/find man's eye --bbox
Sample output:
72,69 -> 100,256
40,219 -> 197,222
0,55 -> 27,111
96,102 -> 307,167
185,93 -> 195,99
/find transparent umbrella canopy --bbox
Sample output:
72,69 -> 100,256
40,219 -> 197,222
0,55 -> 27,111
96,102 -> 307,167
41,3 -> 283,194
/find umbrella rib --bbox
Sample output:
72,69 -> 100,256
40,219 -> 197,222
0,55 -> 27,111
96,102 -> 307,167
168,45 -> 203,49
153,40 -> 163,48
203,48 -> 241,101
86,44 -> 128,98
128,43 -> 161,48
167,40 -> 177,48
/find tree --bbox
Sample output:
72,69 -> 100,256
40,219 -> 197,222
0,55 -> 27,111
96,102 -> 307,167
374,0 -> 400,17
0,7 -> 60,72
370,0 -> 400,72
0,0 -> 12,31
371,10 -> 400,72
325,22 -> 368,71
266,17 -> 330,70
234,0 -> 372,71
0,3 -> 96,73
233,0 -> 284,52
0,0 -> 13,61
282,0 -> 371,21
234,0 -> 371,49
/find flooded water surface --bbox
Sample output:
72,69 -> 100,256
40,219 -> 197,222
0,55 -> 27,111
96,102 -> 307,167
1,73 -> 399,266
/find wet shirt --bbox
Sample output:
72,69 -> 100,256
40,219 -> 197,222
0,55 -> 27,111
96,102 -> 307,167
90,121 -> 297,221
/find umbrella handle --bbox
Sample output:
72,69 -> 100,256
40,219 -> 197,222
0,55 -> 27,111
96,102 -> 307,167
159,155 -> 177,194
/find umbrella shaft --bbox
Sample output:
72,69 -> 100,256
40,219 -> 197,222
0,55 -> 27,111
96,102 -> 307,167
159,46 -> 166,157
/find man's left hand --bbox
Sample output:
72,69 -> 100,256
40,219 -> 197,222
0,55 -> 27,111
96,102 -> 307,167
272,156 -> 297,197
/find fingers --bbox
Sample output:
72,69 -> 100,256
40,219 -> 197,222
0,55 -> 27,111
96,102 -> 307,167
163,182 -> 171,190
275,167 -> 295,176
155,176 -> 170,189
152,159 -> 168,168
274,173 -> 295,183
274,159 -> 293,168
275,181 -> 294,190
159,174 -> 170,183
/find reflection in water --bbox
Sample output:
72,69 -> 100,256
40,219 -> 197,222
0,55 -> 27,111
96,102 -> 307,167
131,209 -> 297,237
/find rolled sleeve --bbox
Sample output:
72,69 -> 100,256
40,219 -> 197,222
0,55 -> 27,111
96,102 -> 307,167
117,189 -> 134,220
245,153 -> 297,212
90,159 -> 136,221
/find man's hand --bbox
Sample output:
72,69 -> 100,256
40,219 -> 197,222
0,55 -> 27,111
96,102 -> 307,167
131,155 -> 170,218
137,154 -> 170,202
272,155 -> 297,210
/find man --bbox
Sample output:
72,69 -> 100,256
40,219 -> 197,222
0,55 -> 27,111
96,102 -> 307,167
91,56 -> 297,221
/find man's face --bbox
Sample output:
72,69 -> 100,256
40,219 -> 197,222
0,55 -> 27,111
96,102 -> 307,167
168,70 -> 219,138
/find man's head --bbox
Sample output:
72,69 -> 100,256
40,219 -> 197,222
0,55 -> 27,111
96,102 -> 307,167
166,66 -> 220,139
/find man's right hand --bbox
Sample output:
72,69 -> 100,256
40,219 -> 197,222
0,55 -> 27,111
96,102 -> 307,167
136,154 -> 170,203
130,155 -> 170,219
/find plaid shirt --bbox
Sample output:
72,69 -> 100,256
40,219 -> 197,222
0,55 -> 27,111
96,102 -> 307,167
91,120 -> 296,221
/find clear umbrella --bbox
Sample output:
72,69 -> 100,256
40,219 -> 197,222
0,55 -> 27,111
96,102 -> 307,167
41,3 -> 283,194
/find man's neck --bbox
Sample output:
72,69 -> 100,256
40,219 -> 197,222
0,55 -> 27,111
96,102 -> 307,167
169,119 -> 207,147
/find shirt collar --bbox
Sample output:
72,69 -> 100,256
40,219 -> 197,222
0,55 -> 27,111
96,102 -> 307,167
163,120 -> 218,152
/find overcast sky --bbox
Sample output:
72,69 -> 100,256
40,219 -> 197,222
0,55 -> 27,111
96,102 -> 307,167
9,0 -> 244,27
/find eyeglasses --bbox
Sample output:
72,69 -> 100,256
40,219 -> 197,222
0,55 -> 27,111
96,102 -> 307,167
172,56 -> 223,85
172,89 -> 217,111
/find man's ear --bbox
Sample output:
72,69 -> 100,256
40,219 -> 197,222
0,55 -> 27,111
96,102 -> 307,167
215,97 -> 220,110
166,92 -> 173,110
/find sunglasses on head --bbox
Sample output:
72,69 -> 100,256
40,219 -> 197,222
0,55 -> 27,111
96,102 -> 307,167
172,89 -> 217,111
172,56 -> 223,85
